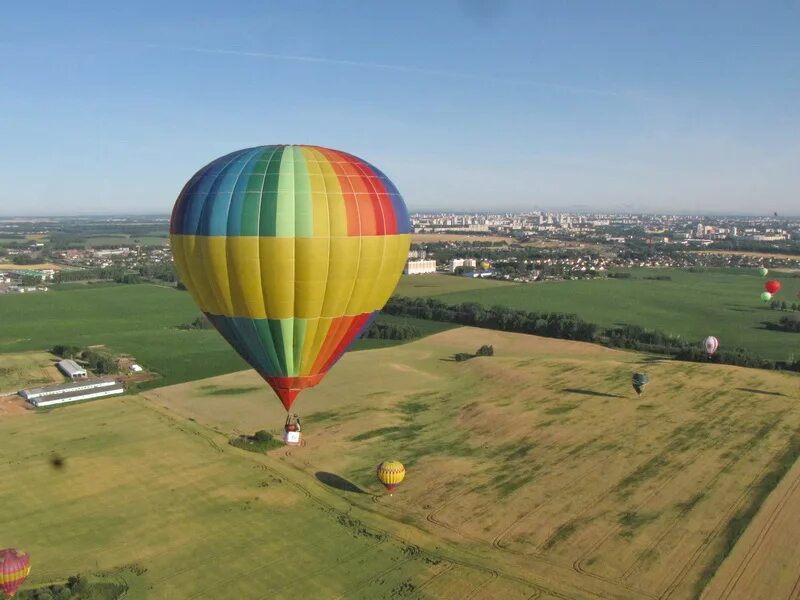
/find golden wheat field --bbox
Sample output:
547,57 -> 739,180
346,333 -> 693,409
143,328 -> 800,599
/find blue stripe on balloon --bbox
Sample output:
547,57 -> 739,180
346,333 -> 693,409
177,148 -> 251,236
205,313 -> 286,378
197,148 -> 264,236
226,147 -> 273,237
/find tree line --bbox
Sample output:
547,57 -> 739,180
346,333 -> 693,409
362,321 -> 422,340
769,300 -> 800,312
383,296 -> 800,372
767,316 -> 800,333
51,345 -> 118,374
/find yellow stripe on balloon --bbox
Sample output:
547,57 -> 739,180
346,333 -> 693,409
171,234 -> 410,320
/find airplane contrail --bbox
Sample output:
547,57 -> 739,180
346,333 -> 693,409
165,45 -> 633,100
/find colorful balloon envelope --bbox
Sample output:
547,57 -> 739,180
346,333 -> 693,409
0,548 -> 30,598
703,336 -> 719,356
765,280 -> 781,295
761,291 -> 773,302
758,267 -> 768,277
376,460 -> 406,493
170,145 -> 411,411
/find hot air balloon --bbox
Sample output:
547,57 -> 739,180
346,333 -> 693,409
170,146 -> 411,414
765,280 -> 781,295
377,460 -> 406,494
632,372 -> 649,396
479,261 -> 490,270
0,548 -> 30,598
761,291 -> 773,303
703,336 -> 719,357
758,267 -> 768,277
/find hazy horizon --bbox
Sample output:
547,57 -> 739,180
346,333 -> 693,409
2,2 -> 799,216
1,207 -> 797,219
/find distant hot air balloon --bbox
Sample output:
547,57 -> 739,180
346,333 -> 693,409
376,460 -> 406,494
170,145 -> 411,413
632,372 -> 649,396
758,267 -> 768,277
703,336 -> 719,357
0,549 -> 30,598
765,280 -> 781,295
761,291 -> 773,303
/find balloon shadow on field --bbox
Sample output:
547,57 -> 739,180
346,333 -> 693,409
316,472 -> 366,494
736,388 -> 786,397
562,388 -> 624,399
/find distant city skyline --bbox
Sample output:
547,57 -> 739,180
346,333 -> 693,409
1,2 -> 799,216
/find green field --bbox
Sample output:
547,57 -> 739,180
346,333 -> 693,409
0,284 -> 247,389
395,273 -> 512,296
0,285 -> 454,389
0,398 -> 459,599
403,269 -> 800,361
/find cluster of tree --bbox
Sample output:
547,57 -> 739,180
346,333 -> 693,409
51,344 -> 82,358
53,268 -> 105,283
603,324 -> 684,350
453,344 -> 495,362
230,430 -> 283,453
10,253 -> 42,265
383,296 -> 800,373
769,300 -> 800,312
82,349 -> 117,374
17,574 -> 125,600
113,272 -> 142,284
138,262 -> 177,282
178,315 -> 214,330
767,316 -> 800,333
51,345 -> 118,374
363,321 -> 422,340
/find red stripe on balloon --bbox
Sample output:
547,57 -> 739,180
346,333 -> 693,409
314,147 -> 379,236
320,313 -> 371,373
310,315 -> 353,374
346,156 -> 397,234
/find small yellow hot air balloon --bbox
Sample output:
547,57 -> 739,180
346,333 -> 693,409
376,460 -> 405,494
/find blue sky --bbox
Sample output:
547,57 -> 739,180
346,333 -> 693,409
1,1 -> 798,215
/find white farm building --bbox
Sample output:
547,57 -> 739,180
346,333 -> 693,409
20,377 -> 124,408
57,359 -> 87,380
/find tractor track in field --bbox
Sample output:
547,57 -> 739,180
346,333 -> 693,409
706,448 -> 800,600
148,396 -> 636,600
657,450 -> 779,600
619,435 -> 755,584
331,557 -> 415,600
790,573 -> 800,600
406,561 -> 455,598
491,445 -> 632,553
255,452 -> 592,600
